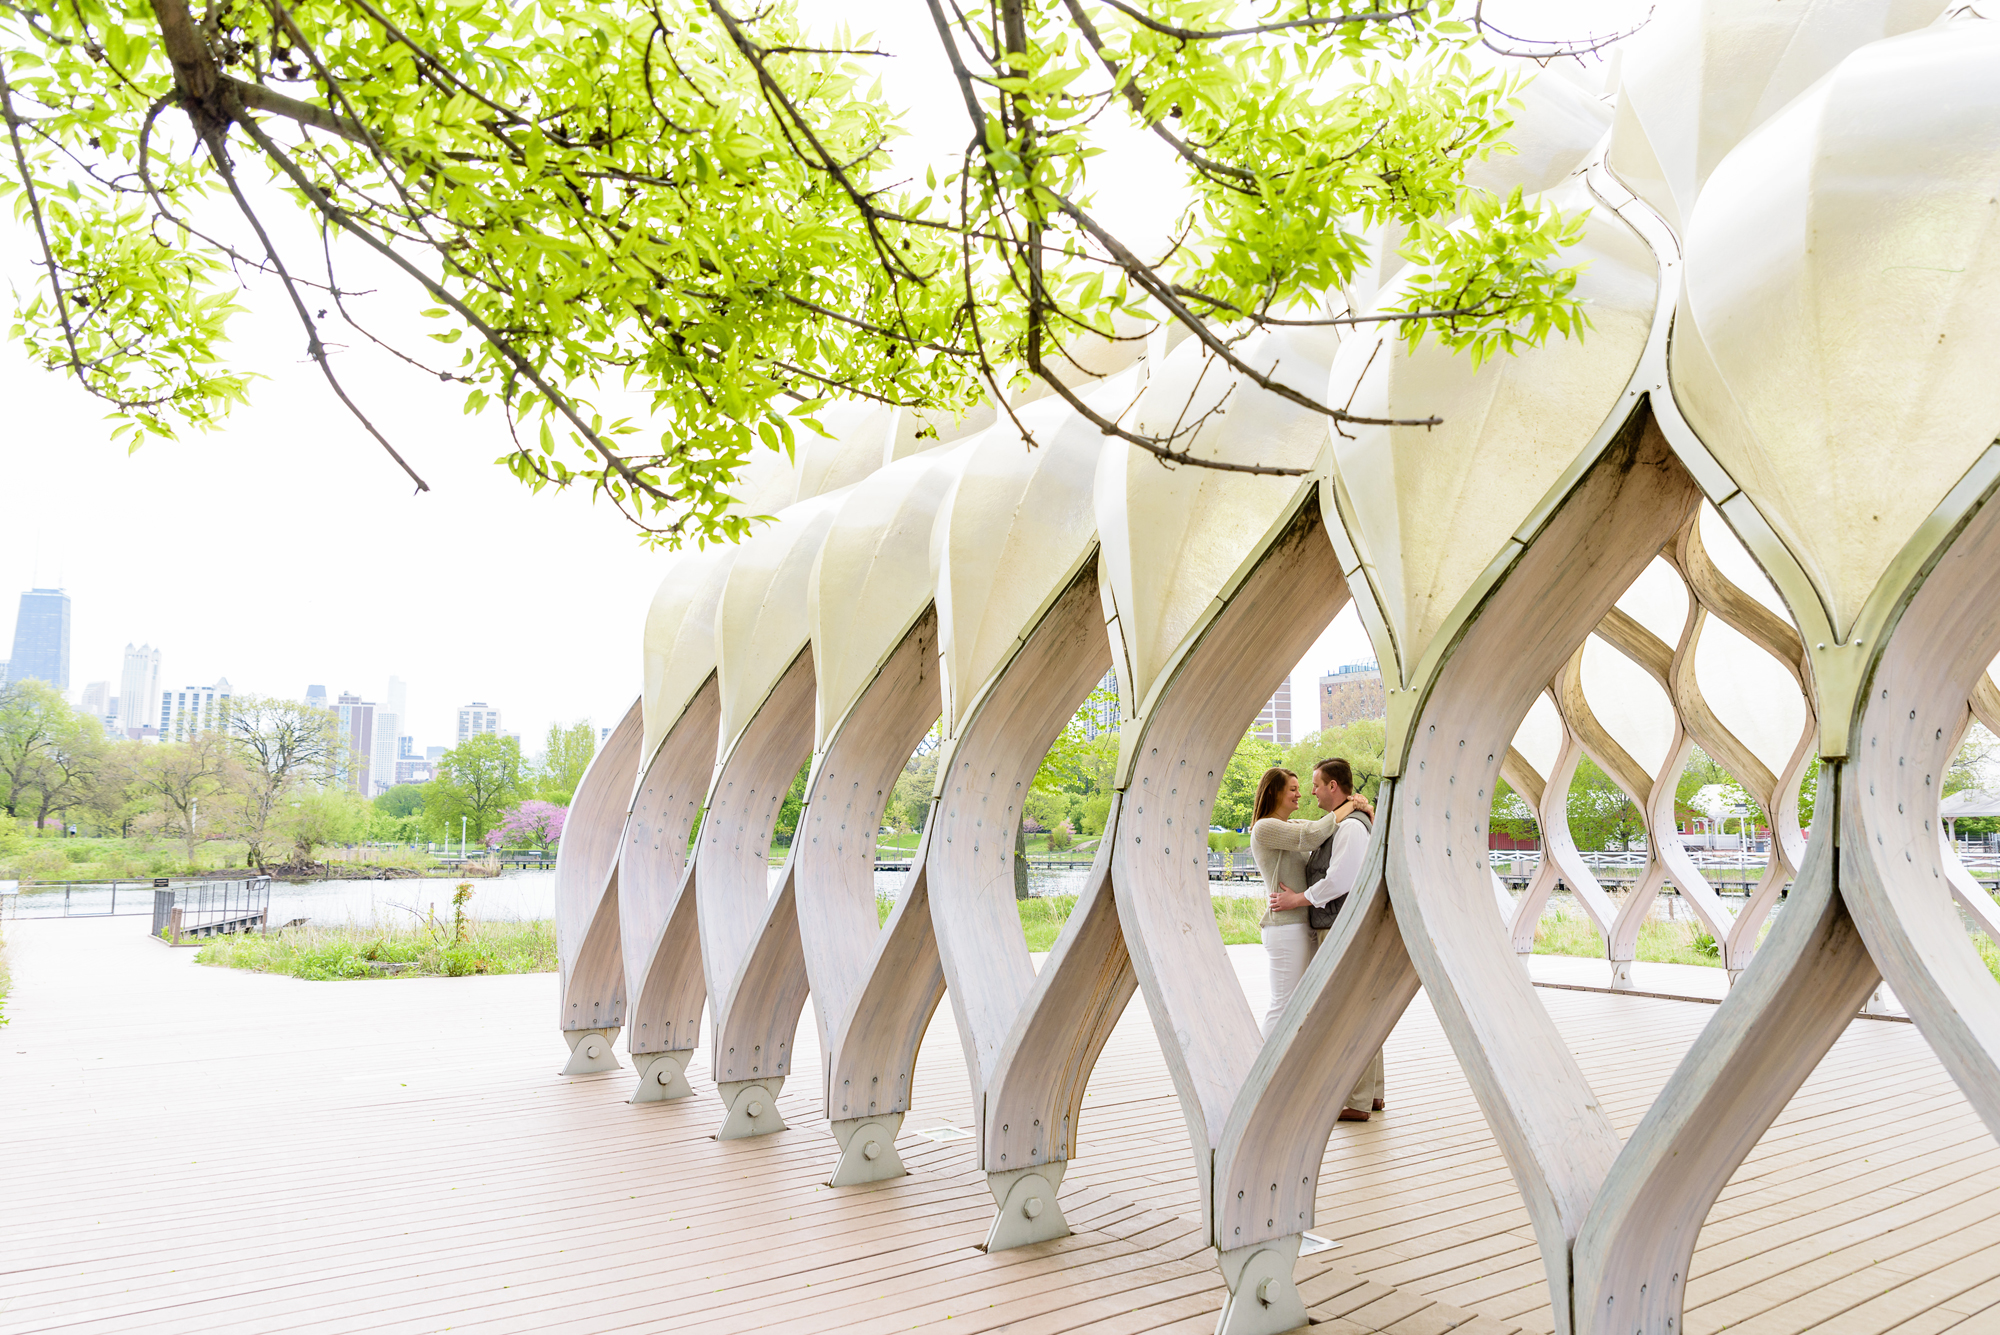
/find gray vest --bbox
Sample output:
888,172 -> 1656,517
1306,810 -> 1372,929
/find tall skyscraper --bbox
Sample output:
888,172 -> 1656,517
160,678 -> 233,742
1319,662 -> 1386,730
305,684 -> 328,711
372,676 -> 407,797
119,644 -> 162,739
337,693 -> 376,793
1081,669 -> 1121,741
80,681 -> 110,718
457,701 -> 501,743
8,588 -> 71,691
1251,677 -> 1293,746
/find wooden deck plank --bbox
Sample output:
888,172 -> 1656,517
3,922 -> 1998,1335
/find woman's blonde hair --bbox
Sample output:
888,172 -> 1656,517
1252,766 -> 1298,823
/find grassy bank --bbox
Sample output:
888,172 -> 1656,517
196,920 -> 556,981
0,923 -> 11,1026
1533,905 -> 2000,983
0,834 -> 240,882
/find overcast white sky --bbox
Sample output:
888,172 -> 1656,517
0,0 -> 1641,757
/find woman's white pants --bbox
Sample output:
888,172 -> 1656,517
1260,921 -> 1386,1113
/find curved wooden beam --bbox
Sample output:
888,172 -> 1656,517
822,820 -> 946,1150
1380,409 -> 1698,1335
981,824 -> 1134,1203
554,696 -> 644,1074
1506,702 -> 1616,956
622,674 -> 720,1101
1113,497 -> 1348,1245
795,608 -> 943,1181
697,647 -> 817,1137
927,561 -> 1112,1242
1974,671 -> 2000,736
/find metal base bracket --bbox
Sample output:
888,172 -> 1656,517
828,1113 -> 906,1186
983,1162 -> 1069,1251
716,1078 -> 788,1139
1610,959 -> 1635,990
1214,1235 -> 1307,1335
630,1049 -> 694,1103
560,1027 -> 622,1076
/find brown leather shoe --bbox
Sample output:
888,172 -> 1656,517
1372,1099 -> 1385,1111
1337,1108 -> 1371,1122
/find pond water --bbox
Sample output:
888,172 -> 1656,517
268,872 -> 558,926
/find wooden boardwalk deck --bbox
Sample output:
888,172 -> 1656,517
3,917 -> 1996,1335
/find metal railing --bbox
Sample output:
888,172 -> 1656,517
0,879 -> 169,919
152,876 -> 273,944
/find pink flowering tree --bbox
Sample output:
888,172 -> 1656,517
488,800 -> 567,854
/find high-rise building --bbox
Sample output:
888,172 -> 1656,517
7,588 -> 71,691
305,684 -> 328,711
160,678 -> 233,742
370,677 -> 407,797
458,701 -> 501,743
116,645 -> 162,738
394,735 -> 434,785
1319,662 -> 1386,730
80,681 -> 111,718
1081,669 -> 1121,741
1250,677 -> 1293,746
337,693 -> 376,793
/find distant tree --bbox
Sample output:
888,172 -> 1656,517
375,784 -> 426,820
1280,720 -> 1386,819
221,695 -> 344,866
1489,778 -> 1538,841
1947,726 -> 1996,797
1213,737 -> 1282,830
282,787 -> 372,862
27,708 -> 109,831
773,763 -> 809,845
0,680 -> 71,820
535,721 -> 597,805
75,740 -> 145,836
133,732 -> 238,867
491,800 -> 568,854
889,740 -> 941,835
1081,791 -> 1113,838
1565,756 -> 1643,853
425,733 -> 524,842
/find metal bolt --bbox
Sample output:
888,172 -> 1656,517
862,1141 -> 881,1161
1023,1196 -> 1044,1219
747,1100 -> 764,1118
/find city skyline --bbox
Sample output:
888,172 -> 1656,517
2,567 -> 1380,761
0,565 -> 611,763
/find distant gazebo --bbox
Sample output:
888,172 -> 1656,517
1941,788 -> 2000,840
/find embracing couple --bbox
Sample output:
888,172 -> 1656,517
1247,758 -> 1387,1122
